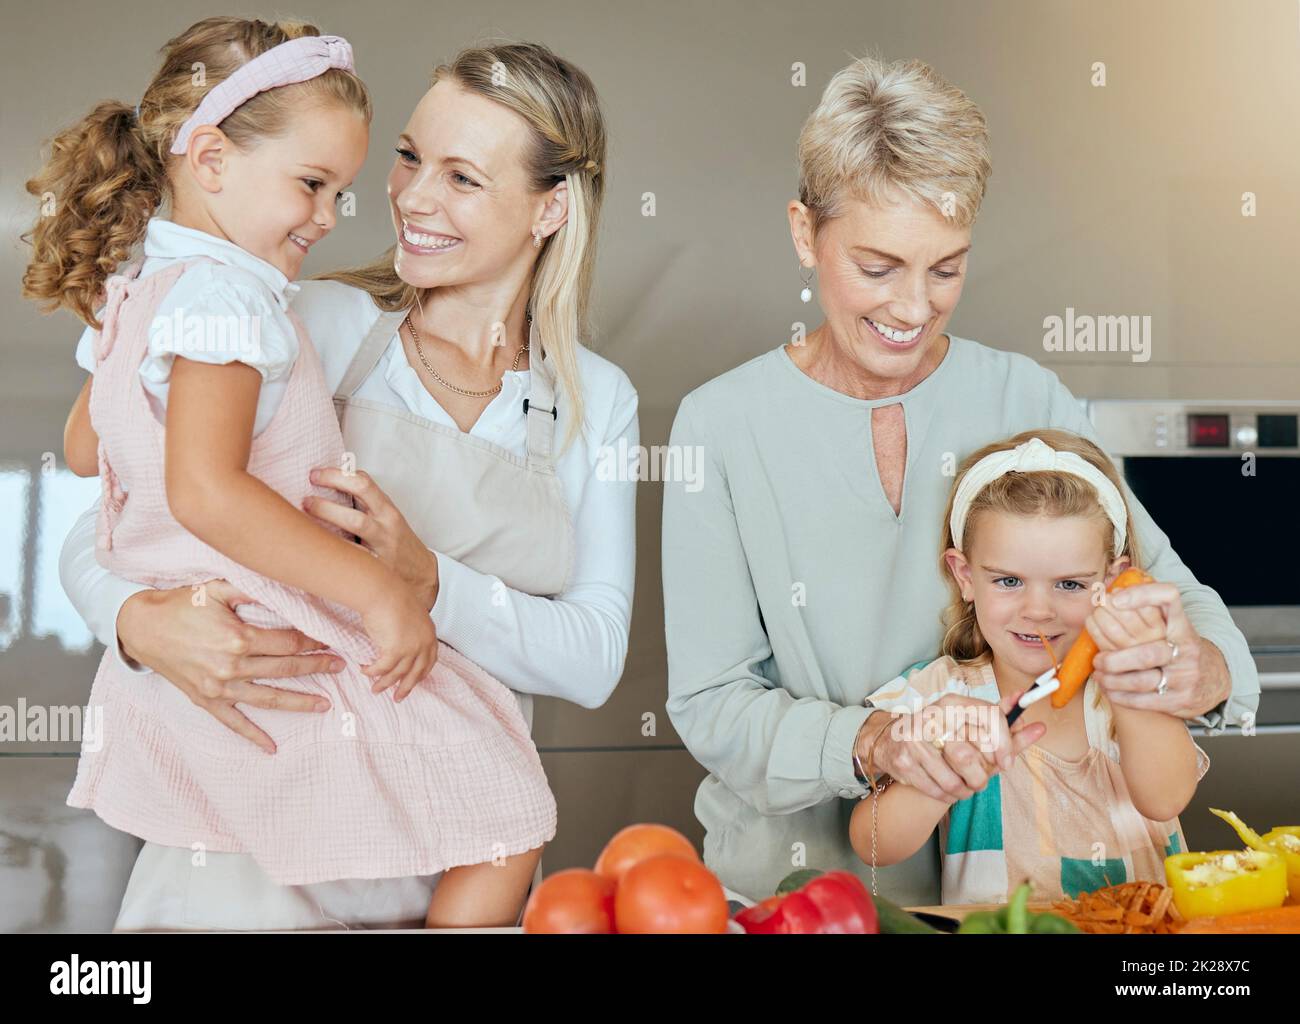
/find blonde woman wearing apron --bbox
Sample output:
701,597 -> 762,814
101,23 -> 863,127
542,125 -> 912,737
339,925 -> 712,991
58,43 -> 636,929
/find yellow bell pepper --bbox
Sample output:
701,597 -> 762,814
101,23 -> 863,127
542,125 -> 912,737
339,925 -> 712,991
1164,849 -> 1287,920
1210,808 -> 1300,905
1262,828 -> 1300,905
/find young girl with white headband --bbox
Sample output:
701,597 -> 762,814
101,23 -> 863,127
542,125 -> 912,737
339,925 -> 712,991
22,16 -> 554,927
848,428 -> 1209,904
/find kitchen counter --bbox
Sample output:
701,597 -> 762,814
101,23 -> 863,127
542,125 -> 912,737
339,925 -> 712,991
363,902 -> 1059,933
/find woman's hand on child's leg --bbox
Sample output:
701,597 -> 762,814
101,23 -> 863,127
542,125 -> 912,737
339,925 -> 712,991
116,579 -> 341,754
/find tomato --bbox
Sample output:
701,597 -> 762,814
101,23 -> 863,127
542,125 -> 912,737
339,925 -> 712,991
594,823 -> 699,884
522,868 -> 616,934
614,854 -> 729,933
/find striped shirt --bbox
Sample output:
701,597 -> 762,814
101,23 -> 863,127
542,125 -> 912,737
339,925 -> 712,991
865,655 -> 1210,904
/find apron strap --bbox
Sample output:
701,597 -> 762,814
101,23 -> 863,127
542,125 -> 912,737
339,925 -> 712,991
524,354 -> 559,471
333,307 -> 408,414
337,302 -> 560,471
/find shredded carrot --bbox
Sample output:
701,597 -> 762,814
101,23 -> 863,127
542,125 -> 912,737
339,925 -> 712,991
1052,882 -> 1184,934
1035,630 -> 1060,673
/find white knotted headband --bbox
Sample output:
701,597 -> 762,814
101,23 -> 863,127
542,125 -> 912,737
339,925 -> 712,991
948,436 -> 1128,557
169,34 -> 356,155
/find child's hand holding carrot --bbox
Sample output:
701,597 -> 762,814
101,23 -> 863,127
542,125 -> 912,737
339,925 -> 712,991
1083,568 -> 1167,670
1077,573 -> 1202,821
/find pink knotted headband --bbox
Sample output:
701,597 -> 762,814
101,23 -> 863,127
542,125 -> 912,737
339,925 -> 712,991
169,34 -> 356,155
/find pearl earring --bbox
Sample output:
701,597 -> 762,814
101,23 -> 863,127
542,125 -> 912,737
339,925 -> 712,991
799,264 -> 814,303
532,230 -> 543,249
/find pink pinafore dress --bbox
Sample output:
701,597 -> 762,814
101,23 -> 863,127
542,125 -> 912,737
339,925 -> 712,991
67,258 -> 559,886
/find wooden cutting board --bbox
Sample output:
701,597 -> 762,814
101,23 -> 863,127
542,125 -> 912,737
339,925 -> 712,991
905,902 -> 1058,921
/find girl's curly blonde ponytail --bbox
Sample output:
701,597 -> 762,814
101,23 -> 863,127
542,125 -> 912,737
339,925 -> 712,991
22,101 -> 165,328
21,16 -> 371,329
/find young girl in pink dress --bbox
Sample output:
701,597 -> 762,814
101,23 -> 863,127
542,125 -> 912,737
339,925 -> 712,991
21,16 -> 555,928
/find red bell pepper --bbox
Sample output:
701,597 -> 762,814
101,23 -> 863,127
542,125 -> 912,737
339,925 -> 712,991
734,870 -> 879,934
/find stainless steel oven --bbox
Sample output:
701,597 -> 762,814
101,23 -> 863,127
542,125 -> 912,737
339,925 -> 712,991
1085,400 -> 1300,843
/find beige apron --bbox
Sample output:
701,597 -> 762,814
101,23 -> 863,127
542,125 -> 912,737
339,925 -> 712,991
114,308 -> 575,930
331,309 -> 576,731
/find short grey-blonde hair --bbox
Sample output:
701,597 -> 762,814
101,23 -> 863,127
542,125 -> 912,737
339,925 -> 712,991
797,55 -> 991,235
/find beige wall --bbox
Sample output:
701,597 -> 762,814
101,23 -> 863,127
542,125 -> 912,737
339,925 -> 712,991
2,0 -> 1298,927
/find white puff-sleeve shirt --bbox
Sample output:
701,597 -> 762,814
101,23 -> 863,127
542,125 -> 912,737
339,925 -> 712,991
74,218 -> 301,436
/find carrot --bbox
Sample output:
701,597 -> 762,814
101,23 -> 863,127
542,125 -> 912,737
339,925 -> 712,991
1049,567 -> 1154,709
1036,630 -> 1060,673
1177,904 -> 1300,934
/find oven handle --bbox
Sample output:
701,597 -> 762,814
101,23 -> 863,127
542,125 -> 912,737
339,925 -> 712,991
1259,671 -> 1300,691
1183,672 -> 1300,735
1189,723 -> 1300,736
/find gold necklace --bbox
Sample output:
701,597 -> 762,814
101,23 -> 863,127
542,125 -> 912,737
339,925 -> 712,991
403,313 -> 529,398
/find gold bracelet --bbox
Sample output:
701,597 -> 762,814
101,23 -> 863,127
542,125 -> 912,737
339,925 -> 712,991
865,711 -> 895,794
852,711 -> 889,787
851,716 -> 876,787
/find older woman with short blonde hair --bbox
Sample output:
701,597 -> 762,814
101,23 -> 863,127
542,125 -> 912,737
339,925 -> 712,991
662,55 -> 1258,905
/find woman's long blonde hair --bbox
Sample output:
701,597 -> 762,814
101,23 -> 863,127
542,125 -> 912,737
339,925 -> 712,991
21,16 -> 372,330
317,42 -> 606,453
938,429 -> 1143,731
